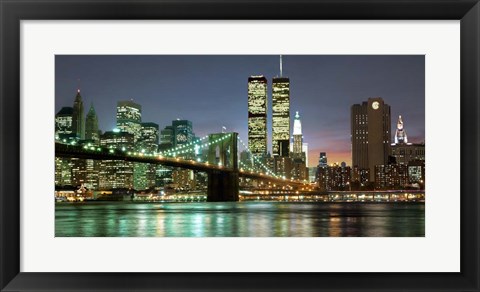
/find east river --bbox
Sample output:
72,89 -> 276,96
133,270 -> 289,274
55,201 -> 425,237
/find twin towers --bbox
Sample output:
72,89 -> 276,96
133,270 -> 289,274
247,55 -> 294,160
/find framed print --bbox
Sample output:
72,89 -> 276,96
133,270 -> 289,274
1,0 -> 479,291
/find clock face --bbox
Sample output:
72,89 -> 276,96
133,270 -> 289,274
372,101 -> 380,110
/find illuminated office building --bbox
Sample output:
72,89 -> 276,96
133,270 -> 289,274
319,152 -> 327,168
391,143 -> 425,165
172,119 -> 194,148
272,56 -> 290,157
55,107 -> 73,138
134,122 -> 160,190
291,111 -> 307,180
391,115 -> 425,165
116,100 -> 142,143
374,164 -> 408,190
351,97 -> 391,181
98,131 -> 134,190
248,75 -> 268,159
159,126 -> 174,152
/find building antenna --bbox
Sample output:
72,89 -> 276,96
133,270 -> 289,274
77,78 -> 81,92
280,55 -> 283,77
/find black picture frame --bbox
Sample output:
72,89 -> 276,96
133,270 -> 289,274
1,0 -> 479,291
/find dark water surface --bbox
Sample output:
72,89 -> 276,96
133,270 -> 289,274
55,201 -> 425,237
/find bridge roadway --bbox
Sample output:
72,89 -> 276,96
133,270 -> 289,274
55,143 -> 307,201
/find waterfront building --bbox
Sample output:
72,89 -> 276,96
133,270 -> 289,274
247,75 -> 268,159
116,100 -> 142,142
351,166 -> 370,190
351,97 -> 391,182
98,131 -> 134,190
84,158 -> 99,190
134,122 -> 159,190
318,163 -> 351,191
85,103 -> 99,142
172,169 -> 196,190
407,159 -> 425,187
156,167 -> 173,188
54,106 -> 76,185
72,89 -> 85,140
374,164 -> 409,190
55,157 -> 73,186
272,56 -> 290,157
71,158 -> 87,187
391,143 -> 425,165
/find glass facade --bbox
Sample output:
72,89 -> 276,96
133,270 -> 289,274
172,120 -> 194,148
98,131 -> 135,190
55,107 -> 73,140
272,77 -> 290,157
247,76 -> 267,158
116,100 -> 142,142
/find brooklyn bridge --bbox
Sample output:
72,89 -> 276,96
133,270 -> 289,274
55,132 -> 309,202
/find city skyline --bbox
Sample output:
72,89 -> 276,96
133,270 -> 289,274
55,55 -> 425,166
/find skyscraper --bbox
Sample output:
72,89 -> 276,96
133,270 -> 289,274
248,76 -> 268,158
291,111 -> 308,180
292,111 -> 303,159
351,97 -> 391,181
319,152 -> 328,168
85,103 -> 99,142
139,122 -> 159,152
98,131 -> 134,190
391,115 -> 425,165
116,100 -> 142,142
272,56 -> 290,157
394,115 -> 408,144
55,107 -> 74,140
159,125 -> 174,152
72,89 -> 85,140
172,119 -> 194,148
135,122 -> 160,190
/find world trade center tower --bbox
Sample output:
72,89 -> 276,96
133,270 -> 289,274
272,55 -> 290,157
247,75 -> 268,159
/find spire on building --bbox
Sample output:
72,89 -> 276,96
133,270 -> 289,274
394,115 -> 408,144
293,111 -> 302,136
280,55 -> 283,77
87,103 -> 96,116
72,88 -> 85,140
75,88 -> 82,101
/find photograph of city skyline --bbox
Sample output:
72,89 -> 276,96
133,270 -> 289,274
55,55 -> 425,237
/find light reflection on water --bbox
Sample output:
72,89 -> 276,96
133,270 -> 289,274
55,202 -> 425,237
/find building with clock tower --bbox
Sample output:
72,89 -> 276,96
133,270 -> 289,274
351,97 -> 391,182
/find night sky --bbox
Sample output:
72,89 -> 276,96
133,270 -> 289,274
55,55 -> 425,167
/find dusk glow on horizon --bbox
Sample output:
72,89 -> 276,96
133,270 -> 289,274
55,55 -> 425,167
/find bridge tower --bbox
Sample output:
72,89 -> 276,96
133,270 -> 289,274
207,132 -> 239,202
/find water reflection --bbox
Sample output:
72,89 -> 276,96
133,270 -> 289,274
55,202 -> 425,237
